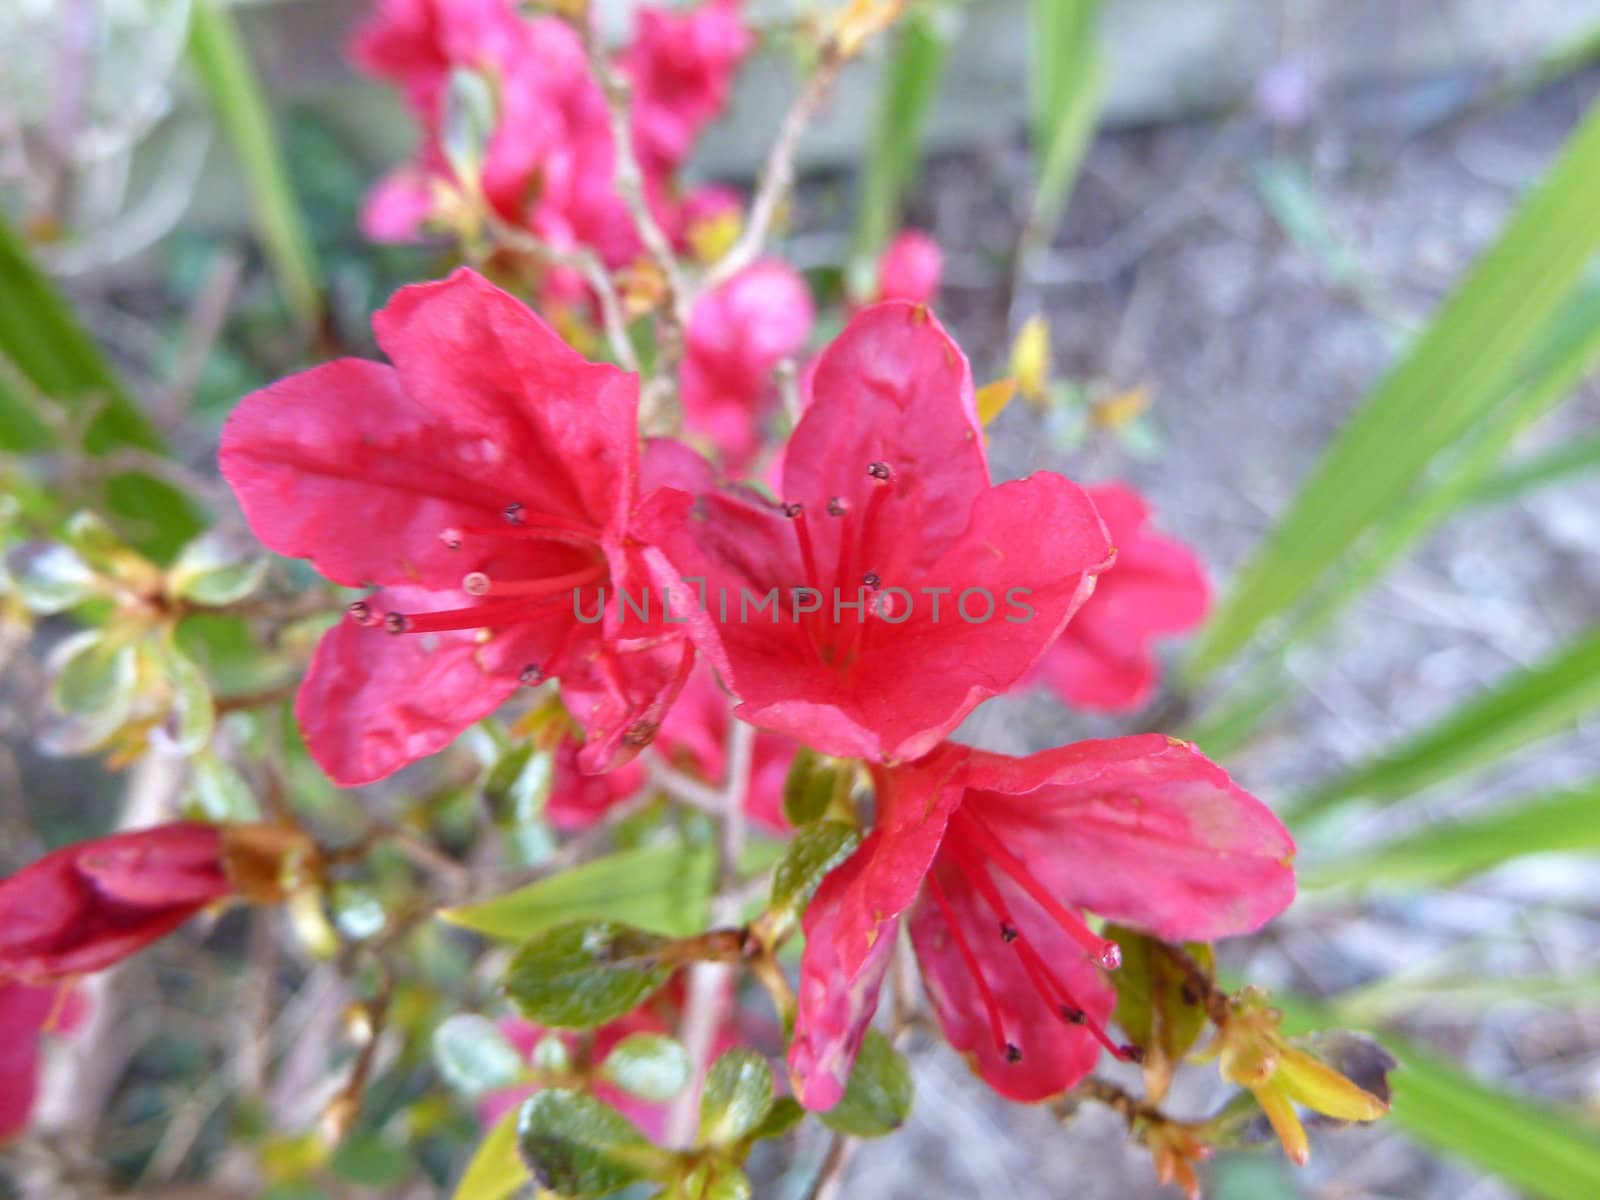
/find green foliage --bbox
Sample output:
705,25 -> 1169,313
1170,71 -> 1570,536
452,1108 -> 529,1200
517,1090 -> 670,1198
187,0 -> 322,329
1027,0 -> 1103,244
600,1033 -> 692,1104
698,1048 -> 775,1146
1188,96 -> 1600,684
443,841 -> 716,940
1106,927 -> 1212,1097
433,1014 -> 528,1098
765,821 -> 860,939
781,746 -> 841,827
818,1030 -> 913,1138
503,921 -> 675,1029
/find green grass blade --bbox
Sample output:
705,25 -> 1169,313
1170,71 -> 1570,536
849,10 -> 950,274
1291,623 -> 1600,818
0,215 -> 201,555
1186,97 -> 1600,684
187,0 -> 322,329
1274,995 -> 1600,1200
1305,778 -> 1600,889
1469,428 -> 1600,506
1027,0 -> 1102,245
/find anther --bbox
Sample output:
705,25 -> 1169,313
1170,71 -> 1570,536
826,497 -> 848,517
503,502 -> 524,525
1060,1006 -> 1086,1025
782,502 -> 804,518
440,528 -> 464,550
999,923 -> 1018,943
463,572 -> 492,597
382,611 -> 410,635
863,571 -> 882,591
518,664 -> 542,686
1004,1044 -> 1023,1063
1120,1044 -> 1146,1064
867,460 -> 893,482
347,600 -> 375,625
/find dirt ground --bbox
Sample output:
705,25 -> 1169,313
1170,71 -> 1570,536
806,67 -> 1600,1200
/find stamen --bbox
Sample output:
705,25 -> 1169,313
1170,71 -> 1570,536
1005,1044 -> 1023,1063
955,810 -> 1122,968
790,508 -> 822,593
380,598 -> 542,635
826,497 -> 848,517
348,600 -> 376,626
518,664 -> 542,685
504,502 -> 524,525
462,564 -> 606,599
863,571 -> 882,591
999,922 -> 1018,943
382,611 -> 410,635
782,501 -> 804,518
442,511 -> 599,549
927,875 -> 1013,1061
867,460 -> 893,481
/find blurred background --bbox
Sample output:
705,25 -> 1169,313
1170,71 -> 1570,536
3,1 -> 1600,1197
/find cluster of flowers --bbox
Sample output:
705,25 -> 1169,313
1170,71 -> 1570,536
0,0 -> 1360,1184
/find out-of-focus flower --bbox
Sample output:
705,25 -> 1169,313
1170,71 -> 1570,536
623,0 -> 753,179
874,230 -> 942,304
683,184 -> 744,264
1030,482 -> 1210,713
1215,988 -> 1388,1165
0,981 -> 88,1143
642,302 -> 1113,764
680,259 -> 814,469
220,269 -> 694,785
1010,315 -> 1052,407
788,737 -> 1295,1109
0,823 -> 317,982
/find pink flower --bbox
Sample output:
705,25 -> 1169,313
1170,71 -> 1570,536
789,738 -> 1295,1108
1031,483 -> 1210,713
0,981 -> 87,1142
221,269 -> 693,785
874,231 -> 943,304
680,260 -> 814,469
641,302 -> 1114,763
623,0 -> 754,178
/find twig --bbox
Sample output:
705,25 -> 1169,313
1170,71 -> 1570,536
807,1129 -> 859,1200
700,43 -> 846,293
580,9 -> 690,339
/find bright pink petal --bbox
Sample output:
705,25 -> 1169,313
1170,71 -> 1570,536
875,231 -> 943,304
297,586 -> 522,786
546,738 -> 648,831
361,169 -> 438,242
788,745 -> 968,1108
964,736 -> 1296,942
908,856 -> 1112,1102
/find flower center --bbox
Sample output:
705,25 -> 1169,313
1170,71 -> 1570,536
934,806 -> 1138,1067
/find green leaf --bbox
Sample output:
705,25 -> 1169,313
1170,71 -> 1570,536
451,1107 -> 528,1200
849,10 -> 951,275
818,1029 -> 913,1138
516,1090 -> 670,1198
746,1095 -> 805,1142
1027,0 -> 1103,244
1105,927 -> 1213,1099
503,920 -> 674,1030
187,0 -> 321,329
4,541 -> 99,613
330,1132 -> 414,1189
781,747 -> 838,828
1469,427 -> 1600,506
766,821 -> 860,938
1292,623 -> 1600,817
153,639 -> 215,756
187,749 -> 261,821
599,1033 -> 691,1104
0,215 -> 200,556
1306,778 -> 1600,889
1275,996 -> 1600,1200
697,1048 -> 775,1147
482,741 -> 555,826
442,841 -> 716,940
168,529 -> 269,607
1187,96 -> 1600,684
50,631 -> 136,719
433,1014 -> 527,1098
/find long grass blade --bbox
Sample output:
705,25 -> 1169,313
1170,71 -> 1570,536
1026,0 -> 1103,246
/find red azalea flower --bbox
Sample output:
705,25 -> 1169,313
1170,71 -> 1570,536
623,0 -> 754,178
222,269 -> 695,785
0,981 -> 87,1142
0,824 -> 234,982
546,737 -> 649,832
641,301 -> 1115,763
681,259 -> 814,469
788,737 -> 1295,1108
874,230 -> 943,305
1031,482 -> 1210,713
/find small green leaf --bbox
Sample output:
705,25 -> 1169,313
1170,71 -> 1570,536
443,842 -> 715,940
503,920 -> 674,1030
50,631 -> 136,718
516,1090 -> 670,1198
1106,926 -> 1213,1100
765,821 -> 860,941
433,1014 -> 527,1098
698,1048 -> 775,1147
483,741 -> 555,825
781,747 -> 837,827
599,1033 -> 691,1104
330,1132 -> 414,1189
168,529 -> 269,607
187,749 -> 261,821
746,1095 -> 805,1142
4,542 -> 98,613
818,1029 -> 912,1138
451,1107 -> 528,1200
443,68 -> 497,183
153,640 -> 215,756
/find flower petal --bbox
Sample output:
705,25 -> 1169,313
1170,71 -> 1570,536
964,736 -> 1296,942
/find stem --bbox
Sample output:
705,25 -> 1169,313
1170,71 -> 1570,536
700,42 -> 845,293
